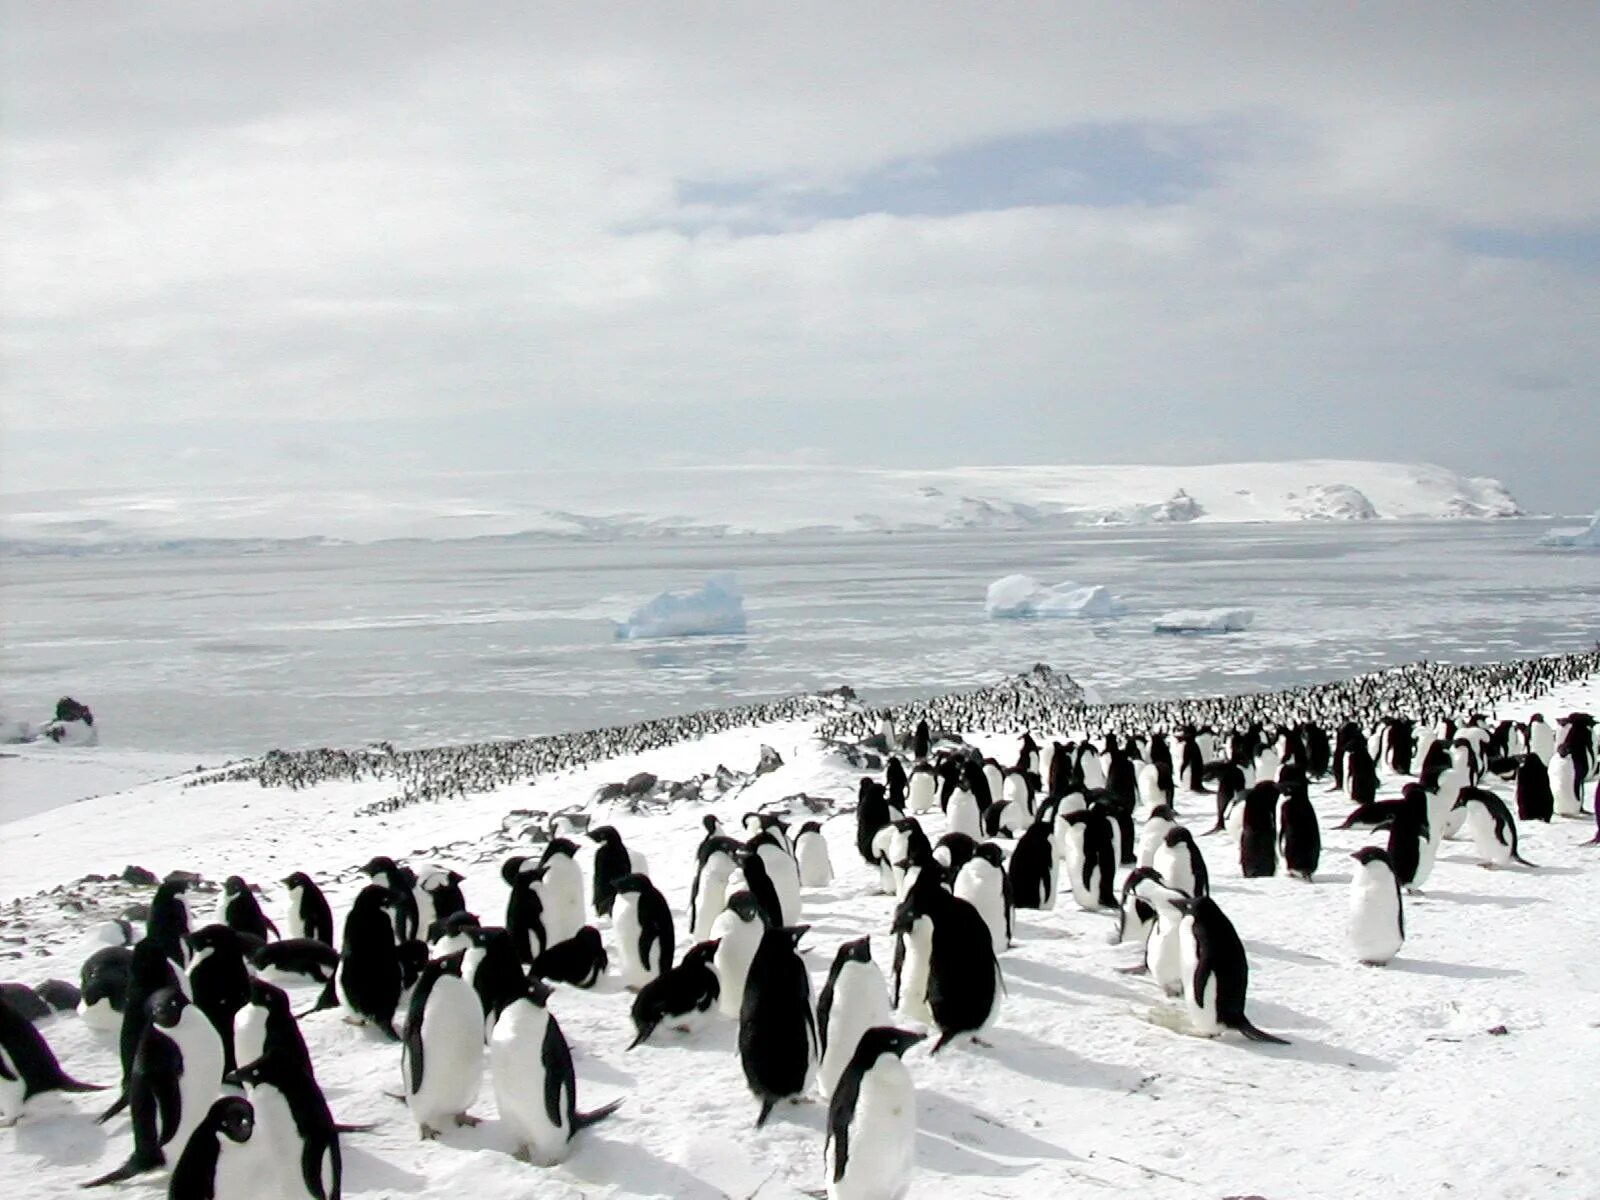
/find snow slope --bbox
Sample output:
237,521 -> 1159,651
1,460 -> 1520,549
3,677 -> 1598,1197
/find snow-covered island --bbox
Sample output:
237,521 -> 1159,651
1,460 -> 1523,550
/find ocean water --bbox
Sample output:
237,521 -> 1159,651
0,520 -> 1594,758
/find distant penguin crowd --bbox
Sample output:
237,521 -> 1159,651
3,648 -> 1598,1198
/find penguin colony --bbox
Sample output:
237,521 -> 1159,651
2,648 -> 1598,1198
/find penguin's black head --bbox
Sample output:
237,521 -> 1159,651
858,1026 -> 926,1061
541,837 -> 580,862
586,826 -> 619,845
701,814 -> 722,834
682,939 -> 720,966
442,912 -> 483,939
147,985 -> 188,1028
500,856 -> 529,885
212,1096 -> 255,1144
723,891 -> 763,923
781,925 -> 811,948
1351,846 -> 1393,868
280,871 -> 311,890
187,923 -> 239,959
523,977 -> 554,1007
246,978 -> 290,1013
1147,805 -> 1176,823
837,936 -> 871,965
612,873 -> 649,895
797,821 -> 822,836
975,842 -> 1005,868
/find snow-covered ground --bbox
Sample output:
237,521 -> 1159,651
3,676 -> 1598,1199
1,460 -> 1521,548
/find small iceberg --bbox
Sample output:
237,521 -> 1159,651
616,575 -> 748,640
1539,511 -> 1600,549
984,574 -> 1125,619
1152,607 -> 1255,635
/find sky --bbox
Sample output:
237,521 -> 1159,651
3,2 -> 1598,514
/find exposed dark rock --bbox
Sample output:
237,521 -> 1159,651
120,865 -> 159,887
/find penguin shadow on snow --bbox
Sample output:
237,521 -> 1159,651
561,1132 -> 729,1199
918,1087 -> 1077,1173
1416,889 -> 1545,909
343,1142 -> 429,1193
1003,956 -> 1145,1005
11,1107 -> 109,1169
1235,1029 -> 1396,1074
1249,940 -> 1332,968
1384,957 -> 1522,981
980,1027 -> 1148,1092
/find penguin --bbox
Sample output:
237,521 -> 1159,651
536,838 -> 587,946
216,877 -> 279,943
490,978 -> 622,1165
712,892 -> 768,1019
1109,867 -> 1159,972
359,857 -> 420,943
824,1027 -> 925,1200
1059,809 -> 1115,911
233,979 -> 313,1083
1130,875 -> 1187,997
1006,819 -> 1057,910
0,984 -> 50,1024
1136,806 -> 1178,871
1172,895 -> 1288,1044
899,885 -> 1002,1054
460,926 -> 526,1037
1551,746 -> 1581,817
1202,763 -> 1247,834
1453,788 -> 1535,868
281,873 -> 335,947
750,830 -> 803,927
688,836 -> 742,944
0,992 -> 104,1126
611,873 -> 675,990
1513,753 -> 1555,822
628,940 -> 720,1049
533,926 -> 609,989
1528,713 -> 1556,764
816,938 -> 893,1101
889,898 -> 935,1029
147,879 -> 193,970
1151,826 -> 1210,899
795,821 -> 835,887
587,826 -> 640,919
953,843 -> 1011,955
414,866 -> 468,939
1381,811 -> 1430,892
401,955 -> 483,1139
1238,783 -> 1279,878
739,924 -> 818,1127
332,884 -> 403,1038
84,986 -> 225,1187
186,925 -> 252,1075
736,846 -> 789,930
99,938 -> 183,1124
166,1096 -> 255,1200
1276,776 -> 1321,881
79,944 -> 134,1032
933,833 -> 979,880
907,763 -> 937,815
855,779 -> 895,867
913,719 -> 931,761
226,1051 -> 342,1200
505,867 -> 551,966
1348,846 -> 1405,966
251,938 -> 341,988
945,787 -> 981,840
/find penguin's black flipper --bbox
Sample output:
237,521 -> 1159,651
333,1120 -> 377,1134
50,1071 -> 107,1093
94,1092 -> 128,1124
928,1029 -> 959,1056
572,1097 -> 623,1132
80,1149 -> 160,1188
753,1097 -> 777,1128
295,979 -> 339,1020
1230,1016 -> 1290,1045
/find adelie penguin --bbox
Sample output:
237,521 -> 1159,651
166,1096 -> 255,1200
490,978 -> 622,1165
1238,783 -> 1280,878
360,857 -> 420,943
1006,819 -> 1057,910
795,821 -> 834,887
1276,772 -> 1321,881
461,926 -> 528,1037
953,843 -> 1011,955
825,1027 -> 925,1200
1171,895 -> 1288,1044
628,940 -> 720,1049
100,938 -> 183,1124
1151,826 -> 1209,899
234,979 -> 314,1082
401,954 -> 484,1139
79,944 -> 134,1032
611,873 -> 675,990
816,938 -> 893,1101
281,872 -> 335,947
252,938 -> 340,988
186,924 -> 253,1074
536,838 -> 587,946
739,922 -> 818,1127
147,879 -> 193,970
227,1051 -> 343,1200
712,892 -> 769,1019
1453,788 -> 1535,869
331,884 -> 404,1039
1348,846 -> 1405,966
897,885 -> 1002,1054
587,826 -> 643,919
534,926 -> 609,989
215,876 -> 279,943
0,992 -> 104,1126
689,836 -> 742,944
84,986 -> 225,1187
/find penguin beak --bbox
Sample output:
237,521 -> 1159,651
894,1030 -> 928,1054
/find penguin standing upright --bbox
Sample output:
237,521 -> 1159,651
738,924 -> 817,1127
186,925 -> 252,1075
907,763 -> 937,815
460,926 -> 527,1038
79,944 -> 134,1032
689,837 -> 742,943
232,979 -> 313,1082
1173,896 -> 1287,1044
360,858 -> 420,943
1151,826 -> 1210,898
1551,746 -> 1582,817
899,886 -> 1002,1054
750,831 -> 803,927
953,843 -> 1011,955
1453,789 -> 1534,868
491,979 -> 622,1165
1238,783 -> 1279,878
1059,809 -> 1115,911
281,872 -> 335,946
587,827 -> 641,919
1348,847 -> 1405,966
0,992 -> 104,1126
816,938 -> 892,1100
401,956 -> 483,1139
825,1027 -> 924,1200
611,874 -> 675,990
711,892 -> 769,1019
1131,876 -> 1188,997
414,866 -> 468,939
1276,776 -> 1321,881
537,838 -> 587,946
1006,820 -> 1057,910
1137,806 -> 1178,870
100,938 -> 182,1123
505,867 -> 551,966
226,1051 -> 342,1200
795,822 -> 835,887
166,1096 -> 255,1200
333,884 -> 404,1039
628,940 -> 721,1049
215,878 -> 279,943
83,986 -> 224,1187
147,879 -> 193,970
1513,754 -> 1555,822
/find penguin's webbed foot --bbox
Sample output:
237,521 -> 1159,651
454,1113 -> 481,1128
420,1125 -> 440,1141
970,1035 -> 993,1049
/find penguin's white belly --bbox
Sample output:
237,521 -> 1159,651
0,1050 -> 23,1126
712,919 -> 761,1018
245,1082 -> 302,1200
1551,758 -> 1580,816
406,977 -> 484,1129
171,1011 -> 225,1166
543,859 -> 585,942
690,864 -> 732,943
1529,727 -> 1555,764
908,774 -> 936,815
954,863 -> 1006,955
490,1005 -> 570,1165
818,968 -> 892,1100
78,996 -> 122,1032
1348,876 -> 1403,964
284,894 -> 306,942
1465,806 -> 1511,866
1177,920 -> 1220,1036
233,1005 -> 267,1072
762,849 -> 803,927
830,1064 -> 916,1200
1223,799 -> 1246,843
1147,916 -> 1184,996
797,836 -> 834,887
1411,826 -> 1440,889
946,794 -> 980,840
896,924 -> 933,1027
613,896 -> 650,989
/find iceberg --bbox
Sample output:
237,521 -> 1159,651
1152,607 -> 1255,634
615,575 -> 748,640
1539,512 -> 1600,549
984,575 -> 1125,619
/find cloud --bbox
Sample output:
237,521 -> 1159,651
1,1 -> 1597,509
